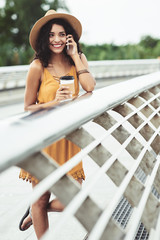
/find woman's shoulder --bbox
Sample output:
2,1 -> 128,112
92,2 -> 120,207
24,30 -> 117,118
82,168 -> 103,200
29,59 -> 43,73
79,52 -> 89,68
80,52 -> 87,59
78,52 -> 87,61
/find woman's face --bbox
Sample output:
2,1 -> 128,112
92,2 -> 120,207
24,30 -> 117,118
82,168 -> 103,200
48,24 -> 67,53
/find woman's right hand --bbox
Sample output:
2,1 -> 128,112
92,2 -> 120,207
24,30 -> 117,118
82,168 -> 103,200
55,86 -> 72,102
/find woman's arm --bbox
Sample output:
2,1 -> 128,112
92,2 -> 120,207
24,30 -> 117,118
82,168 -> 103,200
66,35 -> 96,92
24,60 -> 57,111
24,60 -> 42,111
72,53 -> 96,92
24,60 -> 71,111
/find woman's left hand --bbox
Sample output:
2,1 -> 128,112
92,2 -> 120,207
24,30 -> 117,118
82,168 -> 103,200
66,35 -> 78,56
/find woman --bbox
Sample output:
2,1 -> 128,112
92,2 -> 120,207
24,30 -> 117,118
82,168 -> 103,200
19,9 -> 96,239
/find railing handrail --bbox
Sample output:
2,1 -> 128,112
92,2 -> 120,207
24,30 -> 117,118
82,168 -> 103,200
0,59 -> 159,72
1,71 -> 160,172
0,59 -> 159,92
0,65 -> 29,73
88,58 -> 160,66
1,70 -> 160,240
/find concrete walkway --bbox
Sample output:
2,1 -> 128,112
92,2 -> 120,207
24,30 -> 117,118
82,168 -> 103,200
0,157 -> 115,240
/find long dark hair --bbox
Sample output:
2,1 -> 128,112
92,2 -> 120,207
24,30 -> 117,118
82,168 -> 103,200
34,18 -> 82,67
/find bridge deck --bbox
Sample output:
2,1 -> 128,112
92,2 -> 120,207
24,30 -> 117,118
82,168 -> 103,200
0,158 -> 109,240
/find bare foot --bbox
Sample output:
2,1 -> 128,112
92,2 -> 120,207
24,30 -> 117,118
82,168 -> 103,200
20,215 -> 32,231
19,199 -> 64,231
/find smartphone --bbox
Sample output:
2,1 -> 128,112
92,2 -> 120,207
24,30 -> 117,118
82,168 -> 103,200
66,45 -> 70,51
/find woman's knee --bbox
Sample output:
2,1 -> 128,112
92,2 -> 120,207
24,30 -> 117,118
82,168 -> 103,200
32,181 -> 50,209
33,192 -> 50,210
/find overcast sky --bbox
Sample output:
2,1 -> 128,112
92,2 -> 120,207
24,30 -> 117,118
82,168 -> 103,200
64,0 -> 160,45
1,0 -> 160,45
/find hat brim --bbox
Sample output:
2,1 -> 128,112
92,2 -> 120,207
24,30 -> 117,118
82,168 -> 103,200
29,12 -> 82,51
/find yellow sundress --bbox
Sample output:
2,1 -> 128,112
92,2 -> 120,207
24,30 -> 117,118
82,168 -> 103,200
19,65 -> 85,183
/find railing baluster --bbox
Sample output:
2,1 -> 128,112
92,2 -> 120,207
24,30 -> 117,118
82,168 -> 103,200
0,72 -> 160,239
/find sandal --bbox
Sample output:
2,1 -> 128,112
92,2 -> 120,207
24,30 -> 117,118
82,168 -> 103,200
19,207 -> 32,231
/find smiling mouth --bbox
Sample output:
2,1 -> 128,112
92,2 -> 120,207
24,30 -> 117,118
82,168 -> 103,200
50,44 -> 63,48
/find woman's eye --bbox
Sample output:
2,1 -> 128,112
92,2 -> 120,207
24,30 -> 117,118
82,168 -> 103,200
60,33 -> 66,37
49,33 -> 54,37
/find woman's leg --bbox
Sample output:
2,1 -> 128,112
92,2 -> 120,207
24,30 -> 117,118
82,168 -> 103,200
47,178 -> 82,212
20,178 -> 83,233
20,196 -> 64,231
31,178 -> 83,238
47,199 -> 64,212
31,181 -> 50,239
77,178 -> 83,184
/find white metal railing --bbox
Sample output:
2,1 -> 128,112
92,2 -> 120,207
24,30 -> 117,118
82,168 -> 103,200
0,59 -> 160,90
0,72 -> 160,240
89,59 -> 160,78
0,65 -> 29,89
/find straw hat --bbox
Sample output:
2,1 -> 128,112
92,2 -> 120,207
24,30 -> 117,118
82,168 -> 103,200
29,9 -> 82,51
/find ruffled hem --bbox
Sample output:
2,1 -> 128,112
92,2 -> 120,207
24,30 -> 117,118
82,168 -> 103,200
19,168 -> 85,183
71,169 -> 85,180
19,170 -> 39,184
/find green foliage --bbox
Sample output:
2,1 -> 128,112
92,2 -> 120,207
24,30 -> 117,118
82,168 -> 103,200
0,0 -> 68,65
80,35 -> 160,62
0,0 -> 160,66
139,35 -> 159,48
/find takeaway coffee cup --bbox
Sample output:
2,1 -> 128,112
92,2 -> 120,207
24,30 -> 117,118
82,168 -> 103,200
60,75 -> 75,95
